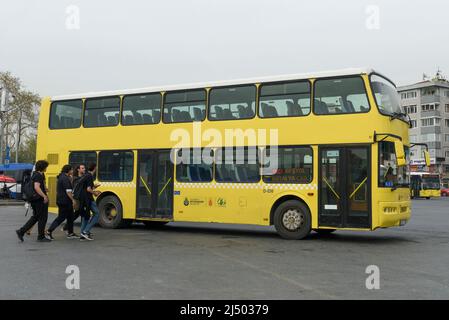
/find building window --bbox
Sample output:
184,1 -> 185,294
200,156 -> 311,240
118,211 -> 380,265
209,85 -> 256,120
401,91 -> 417,99
404,105 -> 417,114
446,119 -> 449,127
421,104 -> 439,112
98,151 -> 134,182
446,150 -> 449,158
215,147 -> 260,183
421,117 -> 441,127
410,120 -> 417,128
445,104 -> 449,113
422,88 -> 436,96
163,89 -> 206,123
49,100 -> 83,129
445,134 -> 449,142
262,146 -> 313,184
84,97 -> 120,128
122,93 -> 161,125
175,148 -> 213,183
314,77 -> 370,114
259,81 -> 311,117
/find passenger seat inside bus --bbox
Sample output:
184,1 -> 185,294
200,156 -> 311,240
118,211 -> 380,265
153,111 -> 161,123
124,115 -> 134,125
142,114 -> 153,124
193,107 -> 203,121
133,112 -> 143,124
286,101 -> 303,116
314,99 -> 329,114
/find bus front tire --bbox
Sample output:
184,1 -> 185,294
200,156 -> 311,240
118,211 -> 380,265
273,200 -> 311,240
98,195 -> 131,229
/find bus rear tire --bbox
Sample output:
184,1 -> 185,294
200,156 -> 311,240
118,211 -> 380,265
98,195 -> 131,229
142,221 -> 169,228
273,200 -> 311,240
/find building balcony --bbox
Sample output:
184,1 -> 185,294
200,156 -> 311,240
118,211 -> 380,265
421,95 -> 441,104
420,110 -> 441,117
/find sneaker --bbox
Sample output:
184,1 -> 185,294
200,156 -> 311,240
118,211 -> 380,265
16,230 -> 24,242
67,233 -> 79,239
61,223 -> 67,232
45,231 -> 55,241
80,232 -> 93,241
37,237 -> 52,242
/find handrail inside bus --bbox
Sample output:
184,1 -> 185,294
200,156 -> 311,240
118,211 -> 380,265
322,177 -> 340,200
139,176 -> 152,196
349,177 -> 368,199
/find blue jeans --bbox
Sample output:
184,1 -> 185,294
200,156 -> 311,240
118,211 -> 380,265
80,201 -> 100,234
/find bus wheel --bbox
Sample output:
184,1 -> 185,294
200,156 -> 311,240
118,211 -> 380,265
426,197 -> 430,200
314,228 -> 336,235
273,200 -> 311,240
142,221 -> 169,228
98,195 -> 131,229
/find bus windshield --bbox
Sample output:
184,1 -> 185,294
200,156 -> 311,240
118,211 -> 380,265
370,74 -> 402,116
422,175 -> 440,190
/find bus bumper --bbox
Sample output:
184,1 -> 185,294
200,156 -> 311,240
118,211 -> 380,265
377,201 -> 411,228
420,190 -> 440,198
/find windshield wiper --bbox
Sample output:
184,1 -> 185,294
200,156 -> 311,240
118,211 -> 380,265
390,112 -> 412,127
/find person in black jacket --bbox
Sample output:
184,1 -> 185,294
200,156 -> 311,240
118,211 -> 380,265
62,164 -> 86,234
16,160 -> 50,242
45,165 -> 78,240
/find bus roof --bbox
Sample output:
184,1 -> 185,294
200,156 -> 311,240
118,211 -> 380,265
51,67 -> 384,101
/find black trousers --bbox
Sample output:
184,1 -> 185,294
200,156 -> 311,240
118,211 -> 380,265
19,201 -> 49,239
48,203 -> 74,234
63,210 -> 81,231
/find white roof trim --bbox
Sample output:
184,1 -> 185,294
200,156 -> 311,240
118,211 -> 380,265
51,67 -> 376,101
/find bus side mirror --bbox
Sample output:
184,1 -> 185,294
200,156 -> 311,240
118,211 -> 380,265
423,150 -> 431,167
394,140 -> 406,167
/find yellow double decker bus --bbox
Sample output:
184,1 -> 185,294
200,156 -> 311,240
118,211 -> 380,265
36,68 -> 413,239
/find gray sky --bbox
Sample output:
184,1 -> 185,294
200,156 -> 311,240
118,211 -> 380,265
1,0 -> 448,97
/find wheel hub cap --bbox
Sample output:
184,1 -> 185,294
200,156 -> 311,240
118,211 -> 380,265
282,209 -> 303,231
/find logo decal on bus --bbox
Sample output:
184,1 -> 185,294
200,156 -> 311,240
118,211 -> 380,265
216,198 -> 226,207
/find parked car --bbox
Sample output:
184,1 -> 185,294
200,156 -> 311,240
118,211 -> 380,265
441,188 -> 449,197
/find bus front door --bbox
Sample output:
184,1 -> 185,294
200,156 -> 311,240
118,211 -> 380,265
136,150 -> 174,219
319,146 -> 371,229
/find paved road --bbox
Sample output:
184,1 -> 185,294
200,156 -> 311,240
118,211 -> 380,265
1,198 -> 448,299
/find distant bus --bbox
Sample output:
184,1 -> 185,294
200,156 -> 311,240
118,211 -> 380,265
37,68 -> 413,239
0,163 -> 34,200
410,172 -> 441,199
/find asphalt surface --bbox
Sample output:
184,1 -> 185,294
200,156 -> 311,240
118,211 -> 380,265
0,198 -> 448,300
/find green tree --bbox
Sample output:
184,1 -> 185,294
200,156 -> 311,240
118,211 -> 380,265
1,71 -> 41,164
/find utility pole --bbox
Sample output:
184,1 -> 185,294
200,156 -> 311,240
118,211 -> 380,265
0,87 -> 8,165
16,108 -> 22,163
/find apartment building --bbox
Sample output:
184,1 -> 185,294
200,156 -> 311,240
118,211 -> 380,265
398,72 -> 449,182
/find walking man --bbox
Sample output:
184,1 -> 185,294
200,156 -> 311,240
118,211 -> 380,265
80,163 -> 101,241
45,165 -> 78,240
16,160 -> 51,242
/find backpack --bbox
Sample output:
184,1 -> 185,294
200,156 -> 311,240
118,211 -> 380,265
73,174 -> 88,201
22,172 -> 40,202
